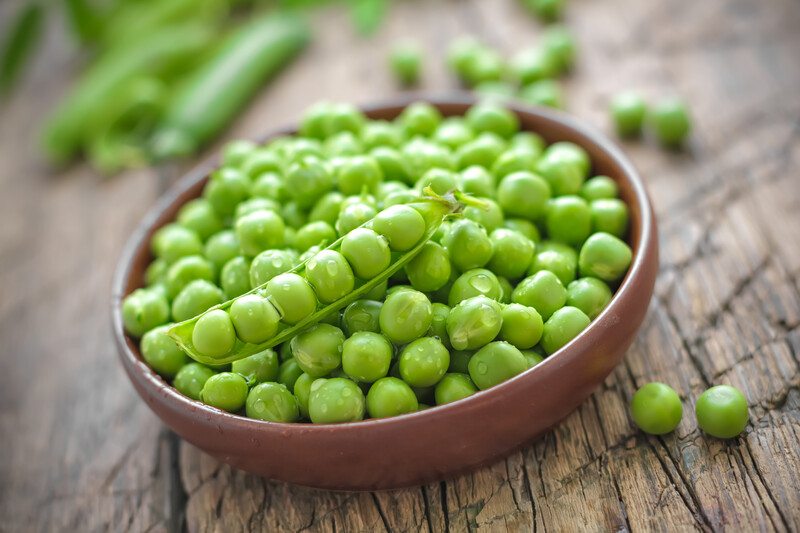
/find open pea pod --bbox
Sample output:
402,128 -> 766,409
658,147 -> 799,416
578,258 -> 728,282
168,189 -> 485,365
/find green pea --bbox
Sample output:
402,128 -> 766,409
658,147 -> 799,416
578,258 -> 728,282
510,47 -> 557,85
145,259 -> 168,286
491,148 -> 538,179
141,325 -> 189,378
433,118 -> 476,150
336,202 -> 378,238
235,210 -> 286,257
458,165 -> 496,197
630,382 -> 683,435
165,255 -> 215,298
461,48 -> 505,87
468,341 -> 527,390
290,323 -> 345,377
528,248 -> 577,286
474,81 -> 516,102
286,156 -> 334,208
535,150 -> 585,196
342,299 -> 383,336
229,294 -> 280,344
379,289 -> 433,345
377,180 -> 409,200
337,155 -> 383,196
399,102 -> 442,137
522,350 -> 544,369
405,241 -> 452,292
281,201 -> 308,230
510,131 -> 546,155
487,229 -> 535,280
581,175 -> 619,201
342,332 -> 393,383
435,373 -> 478,405
288,138 -> 325,161
524,0 -> 563,21
371,204 -> 426,251
448,268 -> 502,307
498,276 -> 514,304
578,232 -> 632,282
504,218 -> 541,242
308,377 -> 366,423
590,199 -> 629,239
200,372 -> 248,412
122,288 -> 169,337
441,219 -> 493,271
497,172 -> 551,221
222,140 -> 257,167
203,168 -> 250,218
427,302 -> 451,348
455,132 -> 505,170
519,80 -> 564,109
695,385 -> 749,439
565,277 -> 611,320
278,358 -> 304,390
416,168 -> 458,196
401,138 -> 455,178
177,199 -> 223,242
500,303 -> 544,350
447,37 -> 482,76
304,249 -> 355,303
235,198 -> 281,221
220,256 -> 251,299
300,101 -> 334,139
152,224 -> 203,264
241,149 -> 285,179
446,295 -> 503,351
650,97 -> 691,147
252,172 -> 288,202
245,382 -> 299,422
294,221 -> 336,253
465,102 -> 519,139
266,272 -> 318,324
173,362 -> 216,401
172,279 -> 224,322
512,270 -> 567,321
366,377 -> 418,418
610,91 -> 647,138
550,142 -> 591,174
370,146 -> 413,184
540,306 -> 590,355
308,192 -> 345,226
232,349 -> 279,385
204,230 -> 240,271
361,120 -> 403,150
448,350 -> 473,374
249,249 -> 297,287
390,42 -> 422,86
398,336 -> 450,387
541,25 -> 576,72
293,372 -> 315,418
546,196 -> 592,246
463,197 -> 505,233
341,227 -> 392,279
192,309 -> 236,358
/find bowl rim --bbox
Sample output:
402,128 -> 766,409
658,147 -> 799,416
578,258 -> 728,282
111,93 -> 656,432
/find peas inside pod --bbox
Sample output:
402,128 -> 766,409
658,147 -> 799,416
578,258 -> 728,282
122,100 -> 634,423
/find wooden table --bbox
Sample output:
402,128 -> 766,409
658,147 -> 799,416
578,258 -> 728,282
2,0 -> 799,530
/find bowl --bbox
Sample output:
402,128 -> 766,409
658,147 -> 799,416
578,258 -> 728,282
112,95 -> 658,491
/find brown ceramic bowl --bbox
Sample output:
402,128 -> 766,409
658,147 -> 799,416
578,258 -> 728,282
112,95 -> 658,491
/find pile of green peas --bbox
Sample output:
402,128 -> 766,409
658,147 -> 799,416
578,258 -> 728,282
122,100 -> 633,424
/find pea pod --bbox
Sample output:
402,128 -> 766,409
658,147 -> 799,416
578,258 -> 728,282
151,13 -> 311,160
169,188 -> 485,365
41,23 -> 217,165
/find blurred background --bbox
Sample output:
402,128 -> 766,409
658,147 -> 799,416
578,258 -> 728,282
2,0 -> 800,531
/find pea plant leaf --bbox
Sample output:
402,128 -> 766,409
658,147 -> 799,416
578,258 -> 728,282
0,3 -> 45,96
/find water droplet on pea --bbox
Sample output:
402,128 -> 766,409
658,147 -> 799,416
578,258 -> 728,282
476,361 -> 488,375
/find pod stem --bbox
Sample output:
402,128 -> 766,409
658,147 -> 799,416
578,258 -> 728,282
420,186 -> 490,214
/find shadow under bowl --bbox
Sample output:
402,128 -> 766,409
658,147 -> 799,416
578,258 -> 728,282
112,95 -> 658,491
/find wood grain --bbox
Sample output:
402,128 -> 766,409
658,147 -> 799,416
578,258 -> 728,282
1,0 -> 799,531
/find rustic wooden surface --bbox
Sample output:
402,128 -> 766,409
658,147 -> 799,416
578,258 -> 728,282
1,0 -> 799,531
